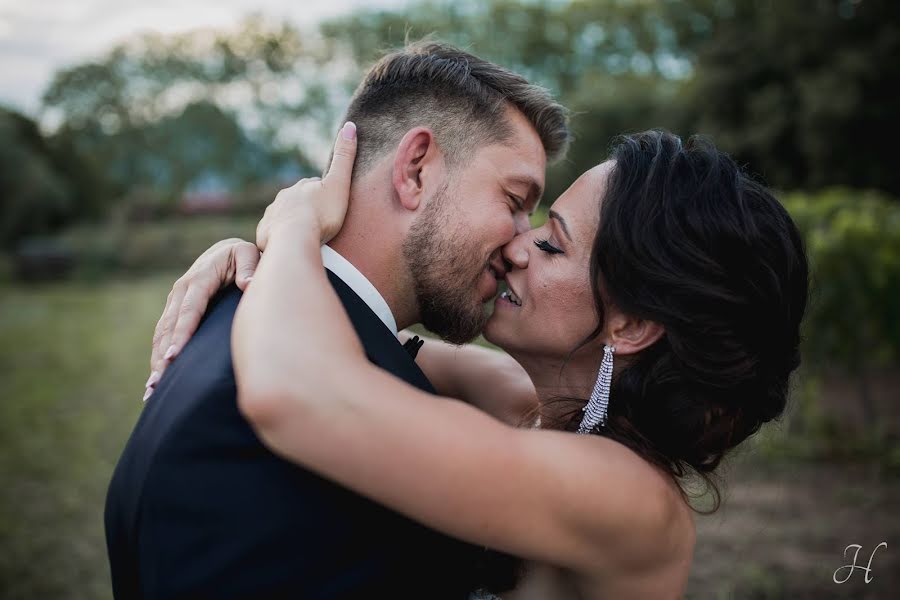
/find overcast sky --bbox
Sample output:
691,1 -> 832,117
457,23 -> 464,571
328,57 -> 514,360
0,0 -> 410,116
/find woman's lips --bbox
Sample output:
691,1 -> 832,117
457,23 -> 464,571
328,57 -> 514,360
498,278 -> 522,307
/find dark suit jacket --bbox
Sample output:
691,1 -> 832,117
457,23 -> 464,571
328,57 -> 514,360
105,272 -> 489,599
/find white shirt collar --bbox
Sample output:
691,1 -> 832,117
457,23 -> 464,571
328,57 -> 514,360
321,245 -> 398,337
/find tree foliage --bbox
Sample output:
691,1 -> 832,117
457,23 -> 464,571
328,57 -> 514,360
682,0 -> 900,195
315,0 -> 899,197
784,188 -> 900,371
6,0 -> 898,248
0,107 -> 107,249
39,15 -> 325,205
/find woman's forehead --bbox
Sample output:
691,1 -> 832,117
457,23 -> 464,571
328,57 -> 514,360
585,161 -> 615,194
548,161 -> 614,236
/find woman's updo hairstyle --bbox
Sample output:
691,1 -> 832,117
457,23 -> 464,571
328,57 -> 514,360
581,130 -> 809,511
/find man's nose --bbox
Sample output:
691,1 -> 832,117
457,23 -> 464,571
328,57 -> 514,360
514,212 -> 531,235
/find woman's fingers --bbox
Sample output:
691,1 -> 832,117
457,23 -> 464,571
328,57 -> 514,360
256,122 -> 358,251
234,241 -> 261,290
165,240 -> 260,352
162,270 -> 220,368
151,282 -> 186,374
317,122 -> 357,243
324,122 -> 357,192
145,238 -> 259,400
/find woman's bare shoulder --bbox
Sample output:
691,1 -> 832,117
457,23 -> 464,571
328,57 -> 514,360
568,434 -> 696,572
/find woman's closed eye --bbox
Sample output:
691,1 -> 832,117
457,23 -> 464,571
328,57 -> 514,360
534,238 -> 564,255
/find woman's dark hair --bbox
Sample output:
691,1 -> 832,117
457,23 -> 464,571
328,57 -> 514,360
562,130 -> 809,512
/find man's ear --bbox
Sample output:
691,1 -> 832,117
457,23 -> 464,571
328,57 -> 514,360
392,127 -> 441,212
605,311 -> 666,356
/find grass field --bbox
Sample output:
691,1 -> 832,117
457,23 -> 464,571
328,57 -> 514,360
0,275 -> 170,599
1,275 -> 898,599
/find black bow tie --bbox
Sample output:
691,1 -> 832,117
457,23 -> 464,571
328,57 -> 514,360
402,335 -> 424,359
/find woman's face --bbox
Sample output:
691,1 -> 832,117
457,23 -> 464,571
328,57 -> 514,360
483,161 -> 614,361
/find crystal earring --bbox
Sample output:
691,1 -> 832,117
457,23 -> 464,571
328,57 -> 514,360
577,345 -> 615,434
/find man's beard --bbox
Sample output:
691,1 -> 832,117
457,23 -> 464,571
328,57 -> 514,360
402,184 -> 490,344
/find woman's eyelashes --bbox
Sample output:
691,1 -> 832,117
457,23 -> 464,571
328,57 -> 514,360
534,238 -> 564,255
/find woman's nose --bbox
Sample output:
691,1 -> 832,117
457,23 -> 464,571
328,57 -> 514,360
502,231 -> 530,270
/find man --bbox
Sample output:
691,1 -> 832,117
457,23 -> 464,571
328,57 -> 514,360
105,40 -> 568,598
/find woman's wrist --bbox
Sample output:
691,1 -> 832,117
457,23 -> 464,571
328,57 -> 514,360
267,209 -> 324,247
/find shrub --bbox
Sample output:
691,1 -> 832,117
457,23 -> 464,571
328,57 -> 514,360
782,187 -> 900,371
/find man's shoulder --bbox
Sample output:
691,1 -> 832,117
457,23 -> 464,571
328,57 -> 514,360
110,285 -> 245,494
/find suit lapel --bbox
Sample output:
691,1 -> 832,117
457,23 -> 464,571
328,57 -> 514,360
326,269 -> 436,395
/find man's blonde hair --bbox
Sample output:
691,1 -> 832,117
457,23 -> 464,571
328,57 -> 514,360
342,40 -> 570,176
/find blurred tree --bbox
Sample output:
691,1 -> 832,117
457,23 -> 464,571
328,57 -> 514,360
679,0 -> 900,195
29,0 -> 900,220
0,107 -> 70,249
40,15 -> 323,202
319,0 -> 703,198
0,107 -> 106,249
320,0 -> 899,196
784,188 -> 900,427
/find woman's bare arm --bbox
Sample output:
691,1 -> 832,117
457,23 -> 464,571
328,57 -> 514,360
235,218 -> 677,573
233,128 -> 682,575
399,331 -> 538,426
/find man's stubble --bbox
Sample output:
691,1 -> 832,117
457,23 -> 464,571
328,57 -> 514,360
402,181 -> 490,345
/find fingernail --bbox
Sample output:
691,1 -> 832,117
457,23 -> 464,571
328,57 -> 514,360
341,121 -> 356,141
245,276 -> 253,284
143,387 -> 153,402
164,344 -> 179,361
145,371 -> 160,388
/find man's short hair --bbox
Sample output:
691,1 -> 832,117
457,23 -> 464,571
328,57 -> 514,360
343,40 -> 570,175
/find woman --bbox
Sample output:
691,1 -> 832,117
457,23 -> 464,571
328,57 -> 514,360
147,128 -> 808,598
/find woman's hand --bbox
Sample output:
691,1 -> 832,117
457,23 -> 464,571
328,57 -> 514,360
144,121 -> 356,401
256,121 -> 357,251
145,238 -> 260,399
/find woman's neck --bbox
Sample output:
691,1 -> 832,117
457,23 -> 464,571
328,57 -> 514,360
513,351 -> 599,428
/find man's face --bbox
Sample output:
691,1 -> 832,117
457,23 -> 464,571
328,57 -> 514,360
402,108 -> 547,344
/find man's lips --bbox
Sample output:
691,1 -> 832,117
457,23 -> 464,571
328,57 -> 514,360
480,265 -> 499,301
481,259 -> 507,302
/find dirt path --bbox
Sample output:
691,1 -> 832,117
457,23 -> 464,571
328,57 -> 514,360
687,457 -> 899,599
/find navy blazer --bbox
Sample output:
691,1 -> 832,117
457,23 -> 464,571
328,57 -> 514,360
105,273 -> 491,599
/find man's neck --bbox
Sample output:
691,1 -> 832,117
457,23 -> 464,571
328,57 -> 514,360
328,214 -> 419,331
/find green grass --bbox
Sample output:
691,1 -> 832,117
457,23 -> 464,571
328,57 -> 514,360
0,274 -> 176,599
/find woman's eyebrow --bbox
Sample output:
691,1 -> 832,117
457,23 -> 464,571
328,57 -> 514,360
548,210 -> 573,241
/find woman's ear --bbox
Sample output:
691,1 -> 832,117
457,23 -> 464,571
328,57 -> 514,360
605,312 -> 665,356
392,127 -> 440,212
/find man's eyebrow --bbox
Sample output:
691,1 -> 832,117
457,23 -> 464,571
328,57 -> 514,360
548,210 -> 572,241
